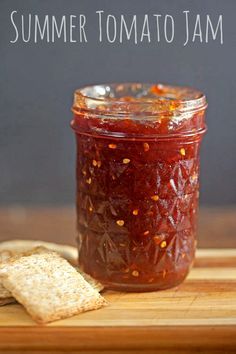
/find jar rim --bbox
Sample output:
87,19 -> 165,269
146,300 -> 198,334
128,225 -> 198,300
73,82 -> 207,117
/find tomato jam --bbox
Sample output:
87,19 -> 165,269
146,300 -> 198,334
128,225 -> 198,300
71,83 -> 207,291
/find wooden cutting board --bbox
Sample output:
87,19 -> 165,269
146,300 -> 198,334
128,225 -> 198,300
0,248 -> 236,354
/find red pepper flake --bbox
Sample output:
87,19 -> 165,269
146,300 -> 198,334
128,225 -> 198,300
108,143 -> 117,149
143,230 -> 150,236
123,268 -> 130,273
97,161 -> 102,168
116,220 -> 124,226
180,148 -> 186,156
132,270 -> 139,277
92,160 -> 97,167
86,178 -> 92,184
132,209 -> 139,216
160,240 -> 167,248
123,158 -> 130,164
169,102 -> 177,112
151,195 -> 159,201
88,206 -> 93,212
143,142 -> 150,152
150,84 -> 165,95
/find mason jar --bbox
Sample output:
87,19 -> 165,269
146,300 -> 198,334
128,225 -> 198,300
71,83 -> 207,292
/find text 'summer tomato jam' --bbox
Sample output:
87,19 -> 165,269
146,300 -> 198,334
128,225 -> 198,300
71,83 -> 207,292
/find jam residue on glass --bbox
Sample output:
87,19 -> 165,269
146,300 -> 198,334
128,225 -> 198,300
71,83 -> 207,291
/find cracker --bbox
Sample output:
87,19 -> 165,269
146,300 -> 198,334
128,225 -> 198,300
0,240 -> 78,264
76,268 -> 104,292
0,246 -> 104,304
0,251 -> 12,299
0,249 -> 107,323
0,250 -> 13,263
0,282 -> 11,299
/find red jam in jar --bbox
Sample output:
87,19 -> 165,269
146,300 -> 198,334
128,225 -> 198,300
71,83 -> 207,291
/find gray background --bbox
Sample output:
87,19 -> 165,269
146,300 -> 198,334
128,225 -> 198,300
0,0 -> 235,206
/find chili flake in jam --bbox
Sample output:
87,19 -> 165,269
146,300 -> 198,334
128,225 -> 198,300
71,83 -> 207,291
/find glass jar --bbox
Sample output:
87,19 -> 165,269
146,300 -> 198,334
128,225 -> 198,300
71,83 -> 207,292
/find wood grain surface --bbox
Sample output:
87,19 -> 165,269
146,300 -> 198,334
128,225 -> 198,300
0,248 -> 236,353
